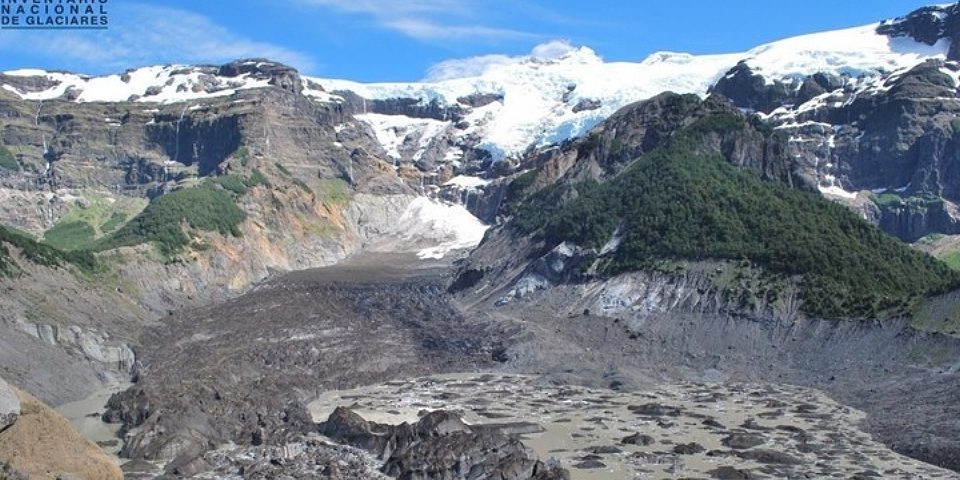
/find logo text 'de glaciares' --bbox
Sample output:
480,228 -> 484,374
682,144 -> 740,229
1,0 -> 109,30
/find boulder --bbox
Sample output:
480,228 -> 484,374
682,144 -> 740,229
0,377 -> 19,432
319,407 -> 569,480
722,432 -> 767,449
621,432 -> 655,446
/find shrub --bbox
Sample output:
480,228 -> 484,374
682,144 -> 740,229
98,184 -> 246,256
235,146 -> 250,167
513,114 -> 960,318
0,224 -> 98,276
101,211 -> 128,233
0,145 -> 18,171
43,220 -> 96,251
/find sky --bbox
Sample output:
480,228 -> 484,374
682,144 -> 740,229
0,0 -> 945,81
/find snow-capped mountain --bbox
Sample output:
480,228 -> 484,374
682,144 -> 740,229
311,21 -> 948,162
2,2 -> 960,241
0,7 -> 950,167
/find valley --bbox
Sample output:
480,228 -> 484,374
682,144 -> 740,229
3,3 -> 960,479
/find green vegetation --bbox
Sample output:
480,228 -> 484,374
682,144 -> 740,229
275,162 -> 292,176
938,251 -> 960,271
98,184 -> 246,256
513,114 -> 960,318
270,193 -> 284,210
509,169 -> 538,196
917,233 -> 945,244
101,211 -> 128,233
235,146 -> 250,167
292,178 -> 313,194
94,171 -> 271,256
210,174 -> 251,195
43,220 -> 96,251
249,168 -> 271,188
911,290 -> 960,336
209,171 -> 272,196
39,193 -> 146,250
0,224 -> 98,276
0,145 -> 18,171
316,178 -> 349,205
870,191 -> 942,209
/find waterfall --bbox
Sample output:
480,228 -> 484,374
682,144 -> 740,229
174,104 -> 192,163
42,136 -> 50,174
262,122 -> 271,159
37,101 -> 50,174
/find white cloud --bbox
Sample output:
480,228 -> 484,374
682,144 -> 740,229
424,53 -> 515,80
0,3 -> 314,73
530,39 -> 577,60
384,18 -> 541,41
423,39 -> 579,81
295,0 -> 540,41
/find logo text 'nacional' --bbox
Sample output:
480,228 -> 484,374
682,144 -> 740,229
1,0 -> 109,30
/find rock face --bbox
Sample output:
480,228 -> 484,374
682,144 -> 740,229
715,53 -> 960,240
0,387 -> 122,480
0,78 -> 363,194
694,3 -> 960,242
195,438 -> 390,479
0,378 -> 19,432
0,56 -> 435,410
318,407 -> 570,480
217,58 -> 304,93
709,62 -> 797,114
877,3 -> 960,60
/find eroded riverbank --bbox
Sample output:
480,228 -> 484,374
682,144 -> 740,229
56,383 -> 131,462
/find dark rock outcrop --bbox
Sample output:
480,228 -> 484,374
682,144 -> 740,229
457,93 -> 503,108
620,432 -> 654,446
217,58 -> 304,93
877,4 -> 960,60
334,90 -> 464,121
710,62 -> 796,113
572,98 -> 602,113
722,432 -> 767,449
876,196 -> 960,242
319,407 -> 569,480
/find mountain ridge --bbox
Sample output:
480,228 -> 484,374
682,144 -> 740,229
3,3 -> 960,478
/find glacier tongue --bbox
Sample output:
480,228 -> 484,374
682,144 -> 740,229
311,46 -> 742,160
399,197 -> 489,260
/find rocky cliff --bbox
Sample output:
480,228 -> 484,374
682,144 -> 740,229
0,59 -> 494,411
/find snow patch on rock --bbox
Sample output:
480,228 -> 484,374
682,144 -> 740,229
2,65 -> 275,104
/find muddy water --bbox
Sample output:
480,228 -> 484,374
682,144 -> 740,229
55,383 -> 131,462
309,373 -> 954,479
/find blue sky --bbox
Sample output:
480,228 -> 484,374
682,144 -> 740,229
0,0 -> 942,81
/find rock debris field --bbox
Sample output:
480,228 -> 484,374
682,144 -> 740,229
308,373 -> 956,479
